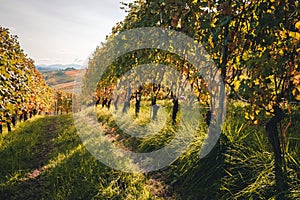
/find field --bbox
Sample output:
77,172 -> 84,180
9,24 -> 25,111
41,68 -> 85,92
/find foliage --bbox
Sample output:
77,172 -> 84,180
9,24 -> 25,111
0,26 -> 54,128
82,1 -> 300,198
53,90 -> 74,114
84,0 -> 300,127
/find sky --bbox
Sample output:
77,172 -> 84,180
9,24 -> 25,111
0,0 -> 132,66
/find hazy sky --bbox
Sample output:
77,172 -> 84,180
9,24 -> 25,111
0,0 -> 132,65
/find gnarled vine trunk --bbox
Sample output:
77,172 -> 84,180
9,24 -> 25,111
265,106 -> 288,199
122,88 -> 131,113
122,101 -> 130,113
205,110 -> 212,126
7,122 -> 11,132
102,98 -> 107,108
135,94 -> 141,117
114,95 -> 119,111
151,97 -> 159,120
107,99 -> 111,110
135,86 -> 143,117
172,97 -> 179,125
11,115 -> 16,127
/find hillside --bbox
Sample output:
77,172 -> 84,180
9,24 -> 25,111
40,68 -> 85,92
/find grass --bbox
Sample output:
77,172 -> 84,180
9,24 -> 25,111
0,115 -> 154,199
0,103 -> 299,199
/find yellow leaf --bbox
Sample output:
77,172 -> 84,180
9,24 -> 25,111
292,87 -> 300,101
255,109 -> 260,115
245,112 -> 249,120
293,74 -> 300,85
280,30 -> 287,39
279,49 -> 284,56
289,31 -> 300,40
295,21 -> 300,30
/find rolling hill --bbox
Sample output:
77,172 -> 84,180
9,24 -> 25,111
38,67 -> 86,92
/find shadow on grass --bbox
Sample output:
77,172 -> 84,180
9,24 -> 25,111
0,116 -> 60,180
0,115 -> 76,199
154,134 -> 229,200
0,114 -> 149,200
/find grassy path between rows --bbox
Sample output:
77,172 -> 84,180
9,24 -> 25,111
0,106 -> 299,199
0,116 -> 66,199
0,115 -> 176,199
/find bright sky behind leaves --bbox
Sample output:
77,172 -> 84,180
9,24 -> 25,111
0,0 -> 132,65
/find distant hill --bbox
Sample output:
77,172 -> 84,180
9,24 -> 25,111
39,67 -> 86,92
36,64 -> 85,72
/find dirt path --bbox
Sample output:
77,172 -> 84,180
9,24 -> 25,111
13,117 -> 60,198
22,120 -> 57,181
93,112 -> 178,199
